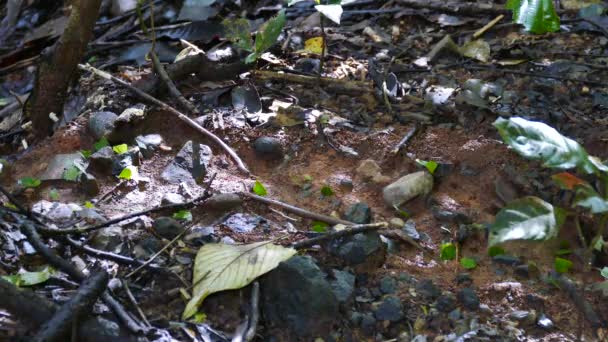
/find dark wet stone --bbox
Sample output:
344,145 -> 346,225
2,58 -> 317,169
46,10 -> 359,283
373,295 -> 403,322
88,147 -> 115,174
360,312 -> 376,335
379,276 -> 397,294
433,162 -> 453,178
402,220 -> 420,241
135,237 -> 163,259
448,308 -> 461,322
431,207 -> 471,224
457,288 -> 479,311
253,136 -> 283,160
91,226 -> 123,252
514,264 -> 530,279
184,226 -> 217,244
294,58 -> 320,74
224,213 -> 262,233
135,134 -> 163,158
79,172 -> 100,196
261,256 -> 338,337
435,293 -> 457,313
88,111 -> 117,139
111,154 -> 133,176
455,273 -> 473,286
416,279 -> 441,301
492,254 -> 522,266
335,232 -> 383,265
161,141 -> 212,184
370,287 -> 382,298
152,217 -> 185,239
344,202 -> 372,224
330,269 -> 355,303
350,311 -> 363,325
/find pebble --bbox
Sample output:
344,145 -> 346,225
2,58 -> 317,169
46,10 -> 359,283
416,279 -> 441,301
330,269 -> 355,303
457,287 -> 480,311
379,276 -> 397,294
537,313 -> 554,329
492,255 -> 522,266
383,171 -> 434,207
372,295 -> 403,322
435,293 -> 457,313
344,202 -> 372,224
152,217 -> 185,240
88,111 -> 117,139
161,193 -> 186,205
253,136 -> 283,160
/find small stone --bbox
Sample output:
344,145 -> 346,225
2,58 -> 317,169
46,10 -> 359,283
336,232 -> 383,265
492,254 -> 522,266
350,311 -> 363,325
204,193 -> 243,211
79,172 -> 100,196
134,237 -> 163,259
379,276 -> 397,294
360,312 -> 376,334
416,279 -> 441,301
537,313 -> 554,329
509,310 -> 531,321
356,159 -> 389,184
135,134 -> 163,158
253,136 -> 283,160
457,288 -> 480,311
184,226 -> 217,244
39,153 -> 88,181
111,155 -> 133,176
514,264 -> 530,279
344,202 -> 372,224
221,236 -> 236,244
31,201 -> 80,224
88,111 -> 117,139
152,217 -> 184,240
389,217 -> 405,228
88,147 -> 115,174
372,295 -> 403,322
331,270 -> 355,303
91,226 -> 123,252
402,220 -> 420,240
447,308 -> 461,322
295,58 -> 321,74
383,171 -> 433,207
161,141 -> 212,184
161,193 -> 186,205
479,304 -> 492,314
435,293 -> 457,313
224,213 -> 262,233
456,273 -> 473,286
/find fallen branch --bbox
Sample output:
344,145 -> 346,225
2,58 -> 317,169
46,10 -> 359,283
253,70 -> 373,95
292,222 -> 388,249
555,275 -> 603,328
245,282 -> 260,342
240,192 -> 353,226
20,222 -> 146,334
391,125 -> 417,154
150,51 -> 199,115
33,270 -> 108,342
396,0 -> 573,16
78,63 -> 250,174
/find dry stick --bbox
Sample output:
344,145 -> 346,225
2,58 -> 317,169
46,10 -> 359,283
473,14 -> 504,39
291,222 -> 388,249
20,222 -> 145,334
253,70 -> 373,95
391,125 -> 417,154
78,63 -> 249,174
32,270 -> 109,342
464,65 -> 608,88
122,280 -> 151,328
396,0 -> 574,15
245,281 -> 260,342
240,192 -> 353,226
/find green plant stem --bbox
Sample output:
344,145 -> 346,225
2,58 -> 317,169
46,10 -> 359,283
586,213 -> 608,271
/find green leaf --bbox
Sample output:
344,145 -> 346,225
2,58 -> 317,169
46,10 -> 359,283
183,241 -> 296,319
488,246 -> 506,257
84,201 -> 95,209
311,221 -> 329,232
48,188 -> 60,201
494,117 -> 601,174
440,242 -> 456,261
506,0 -> 560,34
315,4 -> 343,24
93,137 -> 109,151
3,267 -> 54,287
118,166 -> 137,180
19,177 -> 41,188
416,159 -> 438,175
320,185 -> 334,196
573,184 -> 608,213
63,165 -> 81,181
554,257 -> 573,273
112,144 -> 129,154
555,249 -> 572,256
252,180 -> 267,196
600,267 -> 608,279
253,10 -> 286,58
81,150 -> 92,158
193,312 -> 207,323
173,210 -> 193,221
222,18 -> 253,51
460,257 -> 477,269
245,52 -> 259,64
303,174 -> 313,182
489,196 -> 563,246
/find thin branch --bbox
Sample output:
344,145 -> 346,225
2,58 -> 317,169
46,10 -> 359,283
291,222 -> 388,249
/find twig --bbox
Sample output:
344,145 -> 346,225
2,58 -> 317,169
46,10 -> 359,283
20,222 -> 145,334
464,64 -> 608,87
291,222 -> 388,249
253,70 -> 373,95
65,235 -> 163,271
78,63 -> 250,174
245,282 -> 260,341
473,14 -> 504,39
32,270 -> 109,342
122,280 -> 151,327
0,184 -> 30,217
391,125 -> 418,154
240,192 -> 353,226
395,0 -> 573,15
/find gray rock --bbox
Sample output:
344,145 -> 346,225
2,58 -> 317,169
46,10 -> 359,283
402,220 -> 420,241
447,308 -> 461,321
431,207 -> 472,225
416,279 -> 441,301
88,111 -> 117,139
111,155 -> 133,176
457,288 -> 479,310
455,273 -> 473,286
224,213 -> 262,233
221,236 -> 236,244
537,313 -> 554,329
379,276 -> 397,294
383,171 -> 433,207
91,226 -> 123,252
40,153 -> 88,181
204,193 -> 243,211
152,217 -> 185,239
261,256 -> 338,337
344,202 -> 372,224
88,147 -> 115,174
294,58 -> 321,74
253,136 -> 283,160
184,226 -> 217,244
161,141 -> 212,184
435,293 -> 457,313
32,201 -> 81,224
373,295 -> 403,322
330,269 -> 355,302
135,134 -> 163,158
79,172 -> 99,196
134,236 -> 163,259
161,193 -> 186,205
336,232 -> 383,265
350,311 -> 363,325
360,312 -> 376,334
514,264 -> 530,278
